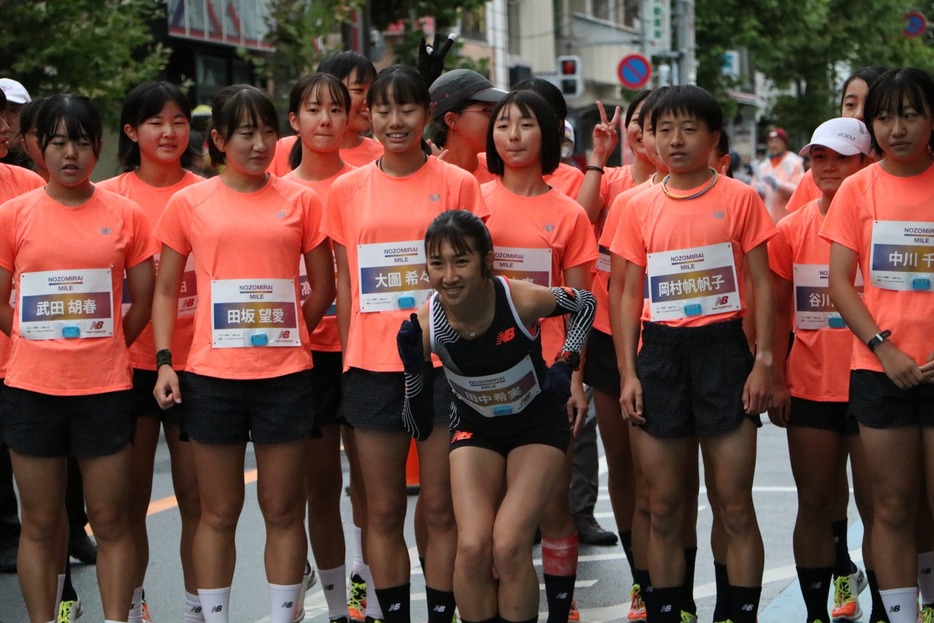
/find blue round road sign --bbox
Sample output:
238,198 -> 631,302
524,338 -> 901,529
905,11 -> 926,37
618,54 -> 652,89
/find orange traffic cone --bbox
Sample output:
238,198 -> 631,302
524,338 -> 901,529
406,438 -> 420,495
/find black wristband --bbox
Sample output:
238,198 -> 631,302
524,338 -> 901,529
586,165 -> 605,174
156,349 -> 173,369
867,330 -> 892,352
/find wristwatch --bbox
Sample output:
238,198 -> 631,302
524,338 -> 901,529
866,330 -> 892,352
555,350 -> 581,371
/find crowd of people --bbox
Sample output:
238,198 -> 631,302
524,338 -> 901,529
0,43 -> 932,623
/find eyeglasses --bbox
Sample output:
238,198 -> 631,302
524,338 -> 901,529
460,106 -> 494,117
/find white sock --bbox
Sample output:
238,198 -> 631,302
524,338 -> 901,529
268,582 -> 302,623
184,590 -> 205,623
105,620 -> 127,623
55,573 -> 65,612
199,586 -> 231,623
361,564 -> 382,618
128,586 -> 144,623
320,565 -> 348,619
919,552 -> 934,605
880,587 -> 918,623
352,525 -> 365,577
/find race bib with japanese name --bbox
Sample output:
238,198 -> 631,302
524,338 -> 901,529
596,244 -> 611,274
493,247 -> 553,286
869,221 -> 934,291
793,263 -> 864,330
298,256 -> 337,317
121,253 -> 198,318
444,354 -> 542,418
19,268 -> 114,340
646,242 -> 740,321
211,278 -> 301,348
358,241 -> 431,313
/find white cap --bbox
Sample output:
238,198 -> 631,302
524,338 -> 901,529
0,78 -> 31,105
799,117 -> 870,157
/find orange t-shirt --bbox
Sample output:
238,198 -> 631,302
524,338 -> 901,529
820,162 -> 934,373
155,176 -> 327,379
600,165 -> 636,211
0,187 -> 158,395
322,157 -> 487,372
0,164 -> 45,377
612,175 -> 775,328
97,170 -> 204,370
544,162 -> 585,199
470,157 -> 497,185
769,200 -> 851,402
593,179 -> 653,334
268,135 -> 383,177
784,169 -> 820,214
287,163 -> 355,352
482,179 -> 598,356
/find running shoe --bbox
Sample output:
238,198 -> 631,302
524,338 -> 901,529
568,599 -> 580,621
348,573 -> 367,622
293,562 -> 317,623
680,611 -> 697,623
628,584 -> 647,622
831,571 -> 864,621
58,598 -> 83,623
920,604 -> 934,623
141,598 -> 153,623
332,617 -> 350,623
363,617 -> 383,623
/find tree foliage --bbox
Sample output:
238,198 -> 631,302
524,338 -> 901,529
696,0 -> 934,138
0,0 -> 169,121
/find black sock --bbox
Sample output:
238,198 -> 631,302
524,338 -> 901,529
543,573 -> 575,623
728,585 -> 761,623
646,586 -> 683,623
682,547 -> 697,615
375,584 -> 410,623
832,519 -> 853,577
461,618 -> 499,623
620,531 -> 636,579
712,561 -> 730,622
501,618 -> 535,623
425,586 -> 456,623
867,570 -> 889,623
796,566 -> 832,623
61,562 -> 77,601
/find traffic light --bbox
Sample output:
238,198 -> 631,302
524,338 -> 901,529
556,55 -> 583,99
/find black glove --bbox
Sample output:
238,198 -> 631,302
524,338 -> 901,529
397,313 -> 425,374
418,33 -> 456,86
543,361 -> 572,405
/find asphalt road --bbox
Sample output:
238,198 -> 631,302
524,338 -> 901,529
0,418 -> 862,622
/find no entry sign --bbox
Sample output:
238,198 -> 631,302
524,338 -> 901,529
618,54 -> 652,89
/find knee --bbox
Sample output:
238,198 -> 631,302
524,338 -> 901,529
200,499 -> 244,533
86,506 -> 130,542
367,498 -> 407,537
456,535 -> 493,574
874,495 -> 914,530
259,498 -> 305,532
491,533 -> 526,577
714,496 -> 758,537
647,496 -> 684,534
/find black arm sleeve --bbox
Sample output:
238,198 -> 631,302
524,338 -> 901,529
545,287 -> 596,355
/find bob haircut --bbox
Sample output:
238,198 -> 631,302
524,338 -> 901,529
485,90 -> 561,177
425,209 -> 494,279
639,86 -> 671,132
367,64 -> 431,111
625,89 -> 653,129
650,84 -> 723,134
863,67 -> 934,154
512,78 -> 568,124
207,84 -> 279,166
288,73 -> 351,170
37,94 -> 103,158
841,66 -> 887,110
317,51 -> 378,85
18,96 -> 47,139
118,81 -> 192,171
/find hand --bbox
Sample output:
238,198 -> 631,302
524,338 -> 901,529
619,375 -> 645,424
153,366 -> 182,411
742,359 -> 772,415
876,341 -> 925,389
418,33 -> 456,85
543,361 -> 572,406
922,351 -> 934,383
762,174 -> 779,189
767,379 -> 791,427
590,101 -> 621,165
397,313 -> 425,374
567,380 -> 589,437
425,138 -> 447,159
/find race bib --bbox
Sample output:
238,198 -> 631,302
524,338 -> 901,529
493,247 -> 553,286
869,221 -> 934,291
596,244 -> 611,274
299,257 -> 336,317
793,264 -> 864,330
19,268 -> 114,340
358,241 -> 431,313
646,242 -> 740,321
444,355 -> 541,418
211,278 -> 301,348
121,252 -> 198,318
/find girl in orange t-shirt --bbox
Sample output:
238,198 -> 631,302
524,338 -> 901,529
483,89 -> 596,623
321,65 -> 486,623
823,68 -> 934,623
0,94 -> 158,623
286,72 -> 362,623
151,85 -> 335,623
97,81 -> 204,623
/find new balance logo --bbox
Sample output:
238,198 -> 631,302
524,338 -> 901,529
211,606 -> 224,613
388,603 -> 402,612
741,604 -> 754,612
433,606 -> 447,613
660,605 -> 672,613
891,605 -> 901,612
325,583 -> 335,590
556,592 -> 569,600
281,601 -> 294,608
451,431 -> 474,443
922,567 -> 933,575
809,582 -> 823,589
496,327 -> 515,344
